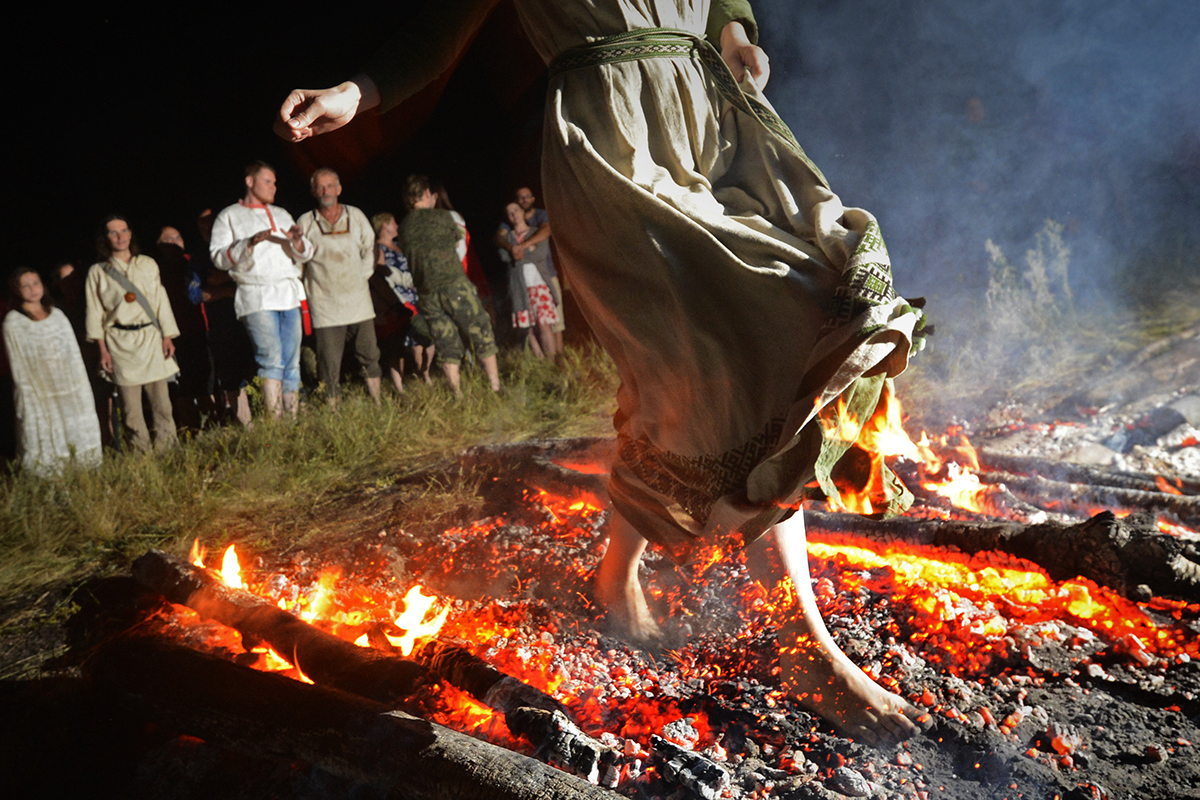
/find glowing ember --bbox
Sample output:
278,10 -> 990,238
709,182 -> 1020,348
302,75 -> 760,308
806,536 -> 1200,674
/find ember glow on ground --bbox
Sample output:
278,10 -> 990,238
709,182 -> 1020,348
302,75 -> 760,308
172,476 -> 1200,795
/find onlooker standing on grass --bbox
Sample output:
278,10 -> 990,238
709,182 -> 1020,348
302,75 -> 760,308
4,268 -> 102,474
85,216 -> 180,452
196,208 -> 256,427
210,162 -> 313,417
154,225 -> 215,429
497,186 -> 564,352
297,168 -> 381,406
500,201 -> 561,361
398,175 -> 500,397
371,211 -> 435,393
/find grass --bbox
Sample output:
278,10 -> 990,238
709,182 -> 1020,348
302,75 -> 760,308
0,343 -> 619,616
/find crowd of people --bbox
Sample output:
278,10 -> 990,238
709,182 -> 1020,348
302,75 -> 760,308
1,162 -> 569,476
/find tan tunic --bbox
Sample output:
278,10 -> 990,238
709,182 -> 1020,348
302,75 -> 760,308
297,205 -> 376,328
85,255 -> 180,386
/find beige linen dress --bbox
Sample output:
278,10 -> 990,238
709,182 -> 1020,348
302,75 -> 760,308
370,0 -> 924,561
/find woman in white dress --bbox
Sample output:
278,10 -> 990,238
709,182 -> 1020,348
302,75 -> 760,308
275,0 -> 926,745
3,268 -> 102,476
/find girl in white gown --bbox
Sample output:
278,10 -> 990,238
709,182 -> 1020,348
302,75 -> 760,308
4,268 -> 102,476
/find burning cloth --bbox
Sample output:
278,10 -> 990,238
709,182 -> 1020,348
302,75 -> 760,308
371,0 -> 926,562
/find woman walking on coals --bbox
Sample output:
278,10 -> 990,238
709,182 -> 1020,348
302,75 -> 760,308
277,0 -> 926,745
3,268 -> 102,475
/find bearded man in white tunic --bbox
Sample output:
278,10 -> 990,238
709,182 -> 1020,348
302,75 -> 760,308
297,168 -> 381,405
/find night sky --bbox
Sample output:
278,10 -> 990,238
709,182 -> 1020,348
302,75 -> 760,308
11,1 -> 1200,308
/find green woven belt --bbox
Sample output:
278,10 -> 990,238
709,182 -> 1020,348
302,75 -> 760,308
549,28 -> 702,76
547,27 -> 827,189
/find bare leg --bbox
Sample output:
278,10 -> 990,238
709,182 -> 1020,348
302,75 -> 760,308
413,345 -> 434,385
594,510 -> 663,645
387,365 -> 405,394
537,321 -> 559,361
481,355 -> 501,392
441,362 -> 462,397
755,513 -> 921,746
526,329 -> 545,358
366,376 -> 382,403
262,378 -> 283,419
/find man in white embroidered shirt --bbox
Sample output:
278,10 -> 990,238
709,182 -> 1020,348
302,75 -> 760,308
297,168 -> 381,406
209,161 -> 313,417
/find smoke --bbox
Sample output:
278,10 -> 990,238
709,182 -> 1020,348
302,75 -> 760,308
757,0 -> 1200,307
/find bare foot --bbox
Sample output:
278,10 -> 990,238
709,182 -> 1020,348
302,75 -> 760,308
594,512 -> 663,646
780,625 -> 924,747
762,512 -> 925,747
594,563 -> 664,645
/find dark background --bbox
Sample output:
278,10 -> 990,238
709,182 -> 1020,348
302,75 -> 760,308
9,1 -> 1200,307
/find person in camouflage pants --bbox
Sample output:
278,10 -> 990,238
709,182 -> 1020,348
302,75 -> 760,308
398,175 -> 500,395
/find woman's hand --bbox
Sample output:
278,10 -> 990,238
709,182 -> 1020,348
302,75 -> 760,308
720,21 -> 770,89
275,80 -> 365,142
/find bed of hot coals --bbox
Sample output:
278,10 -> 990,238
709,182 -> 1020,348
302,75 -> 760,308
8,375 -> 1200,799
126,415 -> 1200,800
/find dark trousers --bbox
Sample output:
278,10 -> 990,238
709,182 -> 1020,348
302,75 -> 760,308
314,321 -> 381,396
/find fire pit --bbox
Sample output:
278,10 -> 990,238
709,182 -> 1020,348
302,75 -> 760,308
6,367 -> 1200,799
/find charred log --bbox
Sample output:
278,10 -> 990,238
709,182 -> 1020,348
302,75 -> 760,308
413,637 -> 567,717
506,707 -> 621,787
132,549 -> 433,705
804,510 -> 1200,602
132,548 -> 610,782
85,637 -> 619,800
977,449 -> 1200,495
977,470 -> 1200,525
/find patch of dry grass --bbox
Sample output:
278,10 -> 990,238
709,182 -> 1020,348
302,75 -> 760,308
0,344 -> 618,615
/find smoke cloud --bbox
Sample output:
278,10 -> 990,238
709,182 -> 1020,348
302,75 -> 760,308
758,0 -> 1200,306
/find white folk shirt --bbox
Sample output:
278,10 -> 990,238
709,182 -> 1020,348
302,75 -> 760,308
210,201 -> 314,319
296,205 -> 376,329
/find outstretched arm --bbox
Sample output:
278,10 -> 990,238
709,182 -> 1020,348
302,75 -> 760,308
275,0 -> 500,141
276,80 -> 376,142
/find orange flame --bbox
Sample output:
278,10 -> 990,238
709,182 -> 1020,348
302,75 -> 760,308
188,538 -> 207,568
387,585 -> 450,656
221,545 -> 244,589
1156,476 -> 1184,496
923,462 -> 989,514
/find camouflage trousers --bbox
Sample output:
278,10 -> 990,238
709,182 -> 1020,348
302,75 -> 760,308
420,280 -> 498,366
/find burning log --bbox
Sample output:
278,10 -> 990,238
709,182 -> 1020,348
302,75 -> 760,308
804,510 -> 1200,602
976,470 -> 1200,525
85,637 -> 618,800
135,549 -> 564,712
133,549 -> 433,705
133,548 -> 619,784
